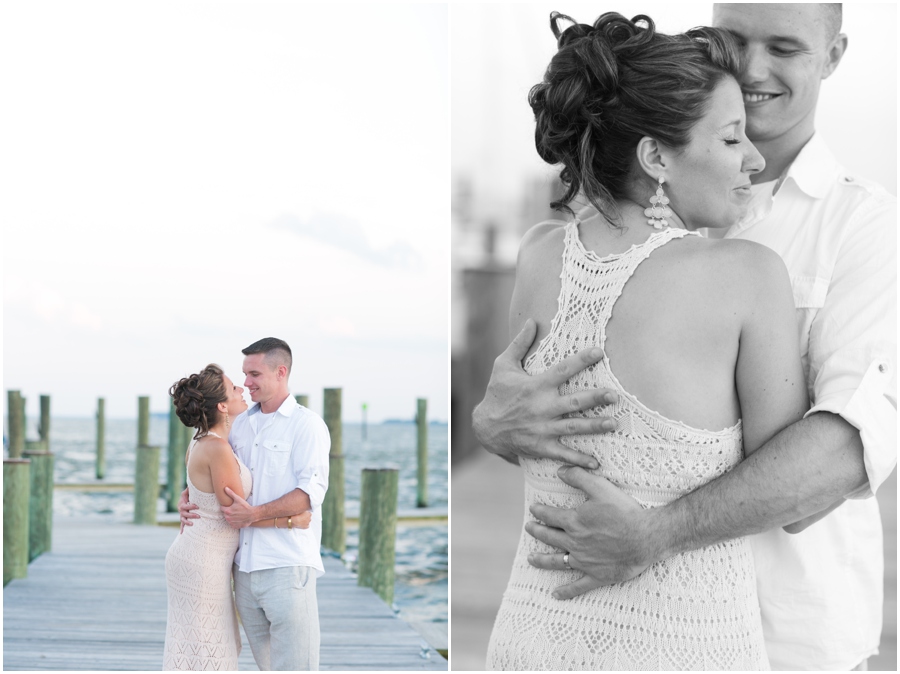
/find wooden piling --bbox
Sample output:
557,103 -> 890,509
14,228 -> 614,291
22,445 -> 53,562
181,422 -> 194,494
96,398 -> 106,480
4,458 -> 30,586
416,398 -> 428,508
134,445 -> 161,525
294,394 -> 309,408
38,395 -> 51,445
362,402 -> 368,442
7,391 -> 24,459
166,398 -> 186,512
322,388 -> 345,555
357,467 -> 399,605
137,396 -> 150,447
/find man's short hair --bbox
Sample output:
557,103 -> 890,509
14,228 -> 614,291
821,3 -> 842,42
242,337 -> 293,374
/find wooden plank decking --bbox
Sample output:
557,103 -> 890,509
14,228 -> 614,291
3,518 -> 447,671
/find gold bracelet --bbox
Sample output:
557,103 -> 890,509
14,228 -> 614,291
274,517 -> 278,528
288,516 -> 293,530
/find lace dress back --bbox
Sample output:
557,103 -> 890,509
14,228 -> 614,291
486,221 -> 769,670
163,433 -> 252,671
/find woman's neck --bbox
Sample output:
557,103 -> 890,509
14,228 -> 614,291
207,421 -> 228,438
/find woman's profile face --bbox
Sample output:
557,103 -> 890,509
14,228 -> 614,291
222,374 -> 249,417
663,77 -> 765,230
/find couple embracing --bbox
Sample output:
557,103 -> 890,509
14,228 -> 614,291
477,3 -> 895,671
162,337 -> 330,671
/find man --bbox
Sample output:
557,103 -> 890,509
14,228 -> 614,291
472,4 -> 896,670
180,337 -> 330,670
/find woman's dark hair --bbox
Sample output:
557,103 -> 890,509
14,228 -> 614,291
529,12 -> 743,221
169,364 -> 228,440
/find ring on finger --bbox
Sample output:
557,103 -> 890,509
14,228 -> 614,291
562,552 -> 571,569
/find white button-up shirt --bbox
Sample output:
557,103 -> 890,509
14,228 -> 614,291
229,395 -> 330,576
723,134 -> 897,670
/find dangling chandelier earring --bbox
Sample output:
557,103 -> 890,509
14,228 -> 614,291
225,410 -> 229,431
646,175 -> 672,229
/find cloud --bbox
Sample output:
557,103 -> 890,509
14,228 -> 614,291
267,212 -> 422,271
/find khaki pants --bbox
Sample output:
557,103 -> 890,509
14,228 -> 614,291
233,564 -> 320,671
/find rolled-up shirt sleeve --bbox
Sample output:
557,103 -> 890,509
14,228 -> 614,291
292,416 -> 331,510
805,194 -> 897,498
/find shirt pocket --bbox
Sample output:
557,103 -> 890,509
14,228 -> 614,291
262,438 -> 291,476
790,275 -> 828,309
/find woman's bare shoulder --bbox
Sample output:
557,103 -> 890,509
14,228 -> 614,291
675,236 -> 787,279
517,220 -> 568,266
192,436 -> 234,464
672,237 -> 792,314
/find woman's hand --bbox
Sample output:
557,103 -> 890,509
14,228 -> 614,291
293,511 -> 312,529
178,487 -> 199,534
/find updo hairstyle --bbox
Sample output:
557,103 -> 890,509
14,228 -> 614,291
529,12 -> 743,221
169,364 -> 228,440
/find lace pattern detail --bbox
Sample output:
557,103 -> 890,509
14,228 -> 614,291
163,439 -> 252,671
487,222 -> 769,670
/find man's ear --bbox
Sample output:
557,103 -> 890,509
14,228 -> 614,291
635,136 -> 668,183
822,33 -> 847,80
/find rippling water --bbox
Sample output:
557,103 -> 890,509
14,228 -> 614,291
17,414 -> 448,625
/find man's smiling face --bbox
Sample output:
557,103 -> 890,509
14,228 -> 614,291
712,3 -> 841,145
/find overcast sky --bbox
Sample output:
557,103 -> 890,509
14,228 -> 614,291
2,1 -> 449,421
452,2 -> 897,234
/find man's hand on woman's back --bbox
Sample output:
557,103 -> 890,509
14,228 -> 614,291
472,318 -> 619,468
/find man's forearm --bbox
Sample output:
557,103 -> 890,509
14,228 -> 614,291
650,412 -> 867,560
251,488 -> 312,522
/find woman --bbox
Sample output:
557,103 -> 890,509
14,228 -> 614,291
162,364 -> 310,671
485,13 -> 808,671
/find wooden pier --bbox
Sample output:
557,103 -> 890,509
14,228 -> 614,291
3,518 -> 447,671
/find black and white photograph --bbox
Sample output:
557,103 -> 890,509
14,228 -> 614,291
452,2 -> 896,671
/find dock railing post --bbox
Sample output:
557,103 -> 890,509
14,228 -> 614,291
167,398 -> 187,512
322,388 -> 345,555
38,395 -> 51,445
294,394 -> 309,408
416,398 -> 428,508
96,398 -> 106,479
3,458 -> 30,585
7,391 -> 24,458
137,396 -> 150,447
182,424 -> 194,485
134,445 -> 161,525
357,467 -> 399,605
22,443 -> 53,561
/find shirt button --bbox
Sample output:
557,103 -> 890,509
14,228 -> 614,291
878,363 -> 888,373
843,176 -> 854,183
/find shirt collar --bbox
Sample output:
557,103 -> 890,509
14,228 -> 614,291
246,394 -> 297,418
777,133 -> 839,200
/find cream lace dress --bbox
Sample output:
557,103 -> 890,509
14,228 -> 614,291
163,432 -> 252,671
486,221 -> 769,671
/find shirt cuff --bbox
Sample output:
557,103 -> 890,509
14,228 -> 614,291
296,475 -> 327,510
806,358 -> 897,499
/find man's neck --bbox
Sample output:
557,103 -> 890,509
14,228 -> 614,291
259,392 -> 290,414
750,125 -> 815,185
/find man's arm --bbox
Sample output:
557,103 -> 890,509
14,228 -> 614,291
472,319 -> 618,469
527,410 -> 866,599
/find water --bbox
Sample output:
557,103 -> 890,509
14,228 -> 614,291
19,415 -> 448,626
